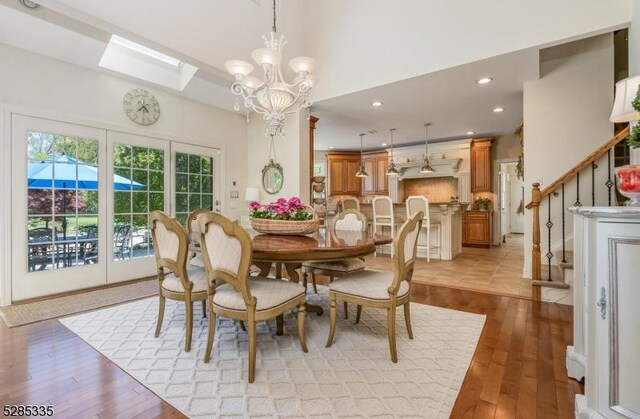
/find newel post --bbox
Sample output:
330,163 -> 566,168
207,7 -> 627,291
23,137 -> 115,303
531,183 -> 542,281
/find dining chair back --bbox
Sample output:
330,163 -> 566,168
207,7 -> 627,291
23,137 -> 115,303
405,195 -> 441,262
391,211 -> 423,295
150,210 -> 208,352
333,209 -> 366,232
341,197 -> 360,211
186,208 -> 209,243
198,211 -> 253,300
372,195 -> 398,257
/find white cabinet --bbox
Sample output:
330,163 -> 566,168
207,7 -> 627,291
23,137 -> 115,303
569,207 -> 640,419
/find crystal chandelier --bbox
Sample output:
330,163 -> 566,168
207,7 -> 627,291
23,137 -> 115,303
224,0 -> 317,136
386,128 -> 399,176
356,133 -> 369,178
419,123 -> 435,173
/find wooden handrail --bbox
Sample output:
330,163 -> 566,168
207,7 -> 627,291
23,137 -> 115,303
525,127 -> 629,209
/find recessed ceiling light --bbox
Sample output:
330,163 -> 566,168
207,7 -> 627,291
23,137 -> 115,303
372,101 -> 383,107
466,131 -> 475,135
476,77 -> 493,85
329,146 -> 335,149
381,143 -> 388,146
493,107 -> 505,113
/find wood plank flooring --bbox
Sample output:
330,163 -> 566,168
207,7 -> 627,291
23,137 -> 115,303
0,283 -> 580,418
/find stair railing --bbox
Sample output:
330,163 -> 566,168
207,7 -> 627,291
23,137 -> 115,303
525,127 -> 630,281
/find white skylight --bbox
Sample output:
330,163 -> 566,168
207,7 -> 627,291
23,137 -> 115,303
100,35 -> 198,91
110,35 -> 184,68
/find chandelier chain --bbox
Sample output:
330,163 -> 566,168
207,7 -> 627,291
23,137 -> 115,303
272,0 -> 277,33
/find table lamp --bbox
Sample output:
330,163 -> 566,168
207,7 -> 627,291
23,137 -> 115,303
245,187 -> 260,203
610,74 -> 640,123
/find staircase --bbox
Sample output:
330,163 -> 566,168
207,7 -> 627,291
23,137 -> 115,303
526,127 -> 631,287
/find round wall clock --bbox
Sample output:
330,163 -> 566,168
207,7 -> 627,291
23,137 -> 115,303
123,89 -> 160,126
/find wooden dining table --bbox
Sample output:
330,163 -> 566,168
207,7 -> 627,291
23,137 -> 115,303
248,227 -> 393,317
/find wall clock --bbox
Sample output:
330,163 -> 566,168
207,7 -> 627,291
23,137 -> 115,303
123,89 -> 160,126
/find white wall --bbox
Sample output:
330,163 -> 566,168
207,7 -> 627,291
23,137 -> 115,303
246,111 -> 310,206
305,0 -> 631,101
522,34 -> 614,278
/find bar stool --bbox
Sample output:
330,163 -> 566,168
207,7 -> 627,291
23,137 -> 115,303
341,197 -> 360,211
405,196 -> 441,262
372,196 -> 400,258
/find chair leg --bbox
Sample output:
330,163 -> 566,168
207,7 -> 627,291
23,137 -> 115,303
203,301 -> 216,363
276,314 -> 284,336
343,301 -> 349,319
202,299 -> 207,318
355,305 -> 362,324
404,302 -> 414,339
387,305 -> 398,363
311,273 -> 318,294
239,321 -> 246,331
427,226 -> 431,263
297,303 -> 308,353
325,297 -> 337,347
154,294 -> 166,338
185,300 -> 194,352
248,313 -> 257,383
303,272 -> 308,294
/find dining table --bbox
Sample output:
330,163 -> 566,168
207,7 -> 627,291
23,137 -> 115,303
248,227 -> 393,319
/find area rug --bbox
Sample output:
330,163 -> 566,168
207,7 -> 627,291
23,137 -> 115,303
60,286 -> 485,418
0,279 -> 157,327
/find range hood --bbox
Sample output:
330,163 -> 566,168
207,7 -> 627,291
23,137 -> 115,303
395,158 -> 462,180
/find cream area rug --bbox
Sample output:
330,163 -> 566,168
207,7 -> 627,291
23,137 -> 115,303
0,280 -> 157,327
60,286 -> 485,418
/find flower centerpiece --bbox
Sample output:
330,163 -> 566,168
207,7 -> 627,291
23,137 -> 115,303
249,197 -> 319,235
475,197 -> 492,211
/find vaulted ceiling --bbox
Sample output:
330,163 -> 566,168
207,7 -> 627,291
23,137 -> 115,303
0,0 -> 633,148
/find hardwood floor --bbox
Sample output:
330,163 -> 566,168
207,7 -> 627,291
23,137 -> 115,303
0,282 -> 580,418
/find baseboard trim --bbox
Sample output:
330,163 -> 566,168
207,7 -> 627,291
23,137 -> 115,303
566,345 -> 586,382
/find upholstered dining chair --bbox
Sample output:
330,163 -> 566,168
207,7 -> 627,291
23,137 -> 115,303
341,197 -> 360,211
150,211 -> 208,352
405,195 -> 441,262
198,212 -> 308,383
186,208 -> 209,267
325,211 -> 423,363
301,209 -> 366,299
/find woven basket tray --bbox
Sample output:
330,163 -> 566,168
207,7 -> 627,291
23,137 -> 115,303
251,207 -> 319,235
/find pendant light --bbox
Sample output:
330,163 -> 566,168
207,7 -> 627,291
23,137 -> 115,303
419,122 -> 435,174
355,133 -> 369,178
386,128 -> 399,177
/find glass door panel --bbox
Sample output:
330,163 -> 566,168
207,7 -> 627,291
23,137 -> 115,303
107,131 -> 170,283
11,115 -> 107,301
172,143 -> 220,224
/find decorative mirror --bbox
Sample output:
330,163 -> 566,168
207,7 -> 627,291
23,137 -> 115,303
262,159 -> 284,194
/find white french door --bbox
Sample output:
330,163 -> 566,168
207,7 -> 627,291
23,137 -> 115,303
11,115 -> 107,301
106,131 -> 171,283
170,142 -> 221,223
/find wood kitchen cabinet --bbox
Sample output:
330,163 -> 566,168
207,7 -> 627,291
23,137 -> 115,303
471,139 -> 493,193
463,210 -> 492,248
327,152 -> 361,196
361,151 -> 389,195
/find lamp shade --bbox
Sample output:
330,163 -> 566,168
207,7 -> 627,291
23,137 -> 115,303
610,74 -> 640,123
224,60 -> 254,78
289,56 -> 316,74
245,187 -> 260,202
251,48 -> 281,66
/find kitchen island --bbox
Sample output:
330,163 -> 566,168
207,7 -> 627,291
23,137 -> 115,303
359,202 -> 465,260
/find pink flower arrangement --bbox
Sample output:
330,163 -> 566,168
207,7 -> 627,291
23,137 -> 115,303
249,197 -> 312,221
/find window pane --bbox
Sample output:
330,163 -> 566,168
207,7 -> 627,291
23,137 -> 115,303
28,189 -> 53,215
189,154 -> 201,173
189,193 -> 201,211
132,146 -> 148,169
201,156 -> 212,175
78,190 -> 98,215
149,171 -> 163,191
176,213 -> 187,225
189,175 -> 200,193
114,144 -> 131,167
114,191 -> 131,214
176,153 -> 188,172
202,175 -> 213,194
202,194 -> 212,210
176,174 -> 188,193
149,193 -> 164,212
176,193 -> 188,213
131,215 -> 149,258
132,192 -> 148,213
148,148 -> 164,170
132,169 -> 148,191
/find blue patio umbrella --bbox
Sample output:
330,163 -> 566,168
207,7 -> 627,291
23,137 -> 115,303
28,153 -> 145,190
